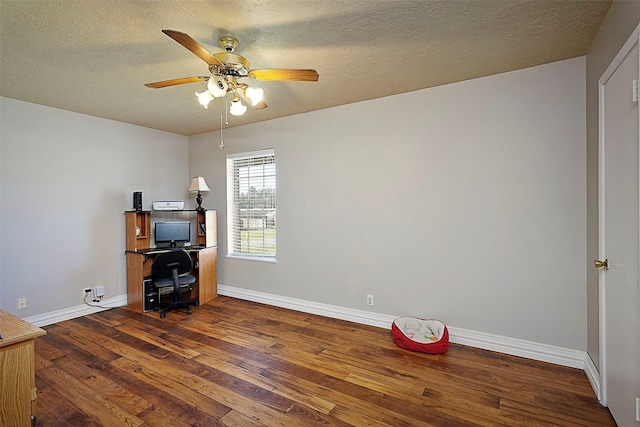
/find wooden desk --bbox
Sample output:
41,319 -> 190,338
124,209 -> 218,314
125,247 -> 217,313
0,310 -> 46,427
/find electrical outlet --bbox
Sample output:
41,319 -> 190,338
366,294 -> 374,306
95,285 -> 106,299
83,287 -> 92,299
17,297 -> 27,310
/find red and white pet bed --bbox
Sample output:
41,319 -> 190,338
392,317 -> 449,354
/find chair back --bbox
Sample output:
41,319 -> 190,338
152,250 -> 193,280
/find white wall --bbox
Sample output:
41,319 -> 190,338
585,4 -> 640,369
0,97 -> 189,316
0,57 -> 588,352
189,57 -> 587,350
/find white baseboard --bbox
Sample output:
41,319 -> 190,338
218,284 -> 398,329
23,286 -> 598,395
23,295 -> 128,327
447,326 -> 587,369
584,353 -> 602,403
218,284 -> 588,370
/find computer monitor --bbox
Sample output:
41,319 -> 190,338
155,221 -> 190,247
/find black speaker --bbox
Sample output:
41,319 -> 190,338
133,191 -> 142,211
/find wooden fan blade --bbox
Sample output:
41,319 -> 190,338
252,100 -> 268,110
248,69 -> 319,82
162,29 -> 223,66
145,76 -> 207,88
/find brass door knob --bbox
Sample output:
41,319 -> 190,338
594,259 -> 609,270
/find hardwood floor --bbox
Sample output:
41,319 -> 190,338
33,296 -> 615,426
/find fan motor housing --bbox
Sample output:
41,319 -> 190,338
211,52 -> 250,77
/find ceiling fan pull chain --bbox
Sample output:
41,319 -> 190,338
225,96 -> 229,126
219,110 -> 224,150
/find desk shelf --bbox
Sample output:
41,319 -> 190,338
196,210 -> 217,248
125,211 -> 151,251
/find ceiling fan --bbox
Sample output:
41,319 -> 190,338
145,30 -> 319,115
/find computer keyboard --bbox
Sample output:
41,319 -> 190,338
145,246 -> 205,254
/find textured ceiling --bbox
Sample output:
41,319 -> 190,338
0,0 -> 611,136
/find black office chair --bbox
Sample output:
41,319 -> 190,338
151,250 -> 199,318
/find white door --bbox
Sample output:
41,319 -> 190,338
598,24 -> 640,426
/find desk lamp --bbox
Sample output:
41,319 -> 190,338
187,177 -> 211,211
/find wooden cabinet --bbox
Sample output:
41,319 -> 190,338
0,310 -> 46,427
124,210 -> 218,314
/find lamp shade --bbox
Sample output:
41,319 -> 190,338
195,90 -> 214,109
187,177 -> 211,193
207,76 -> 228,97
245,87 -> 264,106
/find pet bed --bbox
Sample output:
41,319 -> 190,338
392,317 -> 449,354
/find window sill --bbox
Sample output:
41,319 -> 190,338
225,254 -> 277,264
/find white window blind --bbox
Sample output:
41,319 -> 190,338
226,149 -> 276,260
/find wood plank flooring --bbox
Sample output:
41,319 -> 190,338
33,296 -> 615,426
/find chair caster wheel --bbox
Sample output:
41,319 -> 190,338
187,307 -> 192,315
160,312 -> 166,319
195,301 -> 200,307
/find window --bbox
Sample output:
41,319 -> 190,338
226,149 -> 276,260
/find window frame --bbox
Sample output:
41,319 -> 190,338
226,149 -> 277,262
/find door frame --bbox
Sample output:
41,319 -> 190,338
597,22 -> 640,406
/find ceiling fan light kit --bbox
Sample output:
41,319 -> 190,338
145,29 -> 319,121
229,97 -> 247,116
245,87 -> 264,106
195,89 -> 214,109
207,76 -> 228,97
